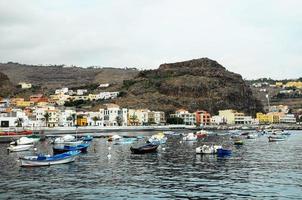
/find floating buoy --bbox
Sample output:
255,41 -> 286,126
180,141 -> 182,144
107,154 -> 111,159
33,148 -> 37,151
108,147 -> 111,151
162,147 -> 166,151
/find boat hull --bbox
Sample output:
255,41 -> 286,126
130,144 -> 159,154
7,144 -> 33,152
20,156 -> 76,167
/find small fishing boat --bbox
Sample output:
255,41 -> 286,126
10,136 -> 40,145
130,143 -> 159,154
196,145 -> 222,154
7,144 -> 34,152
53,143 -> 90,154
148,132 -> 167,144
234,140 -> 244,145
114,138 -> 137,145
246,133 -> 259,139
217,148 -> 232,156
81,135 -> 93,141
108,135 -> 122,142
195,130 -> 208,139
53,135 -> 75,144
20,150 -> 80,167
268,135 -> 286,142
182,133 -> 197,141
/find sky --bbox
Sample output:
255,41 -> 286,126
0,0 -> 301,79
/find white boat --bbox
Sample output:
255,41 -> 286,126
54,135 -> 76,144
10,137 -> 39,145
196,145 -> 222,154
148,132 -> 167,144
268,135 -> 286,142
182,133 -> 197,141
7,144 -> 34,152
108,135 -> 122,141
20,150 -> 80,167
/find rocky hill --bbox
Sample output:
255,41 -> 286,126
0,62 -> 138,89
0,71 -> 15,97
114,58 -> 263,115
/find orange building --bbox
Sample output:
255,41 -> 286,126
195,110 -> 211,126
30,94 -> 48,103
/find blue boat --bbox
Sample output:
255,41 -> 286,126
53,143 -> 90,154
114,138 -> 137,145
20,150 -> 80,167
217,148 -> 232,157
81,135 -> 93,141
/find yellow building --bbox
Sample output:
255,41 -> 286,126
77,117 -> 88,126
16,100 -> 34,107
284,81 -> 302,89
256,112 -> 281,124
275,82 -> 283,87
88,94 -> 97,101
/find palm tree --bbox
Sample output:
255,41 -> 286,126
71,113 -> 77,127
15,118 -> 24,127
92,116 -> 99,126
44,112 -> 50,127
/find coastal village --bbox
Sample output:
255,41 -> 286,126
1,80 -> 301,129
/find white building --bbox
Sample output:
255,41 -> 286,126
18,82 -> 32,89
96,92 -> 119,100
55,87 -> 69,94
279,114 -> 297,123
211,115 -> 226,125
59,109 -> 76,127
170,109 -> 195,125
99,104 -> 127,126
99,83 -> 110,88
77,89 -> 88,96
0,110 -> 29,127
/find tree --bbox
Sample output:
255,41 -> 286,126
92,116 -> 99,126
116,116 -> 123,126
71,113 -> 77,126
15,118 -> 24,127
166,117 -> 184,125
44,112 -> 50,127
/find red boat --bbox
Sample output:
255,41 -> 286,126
0,130 -> 33,136
196,130 -> 208,139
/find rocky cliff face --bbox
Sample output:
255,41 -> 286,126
0,72 -> 15,97
114,58 -> 263,115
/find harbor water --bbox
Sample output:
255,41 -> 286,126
0,130 -> 302,199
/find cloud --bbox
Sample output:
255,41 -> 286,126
0,0 -> 301,79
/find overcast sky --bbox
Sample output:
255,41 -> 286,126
0,0 -> 301,79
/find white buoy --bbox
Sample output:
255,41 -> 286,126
33,148 -> 37,151
107,154 -> 111,159
108,146 -> 111,151
180,141 -> 182,144
162,147 -> 166,151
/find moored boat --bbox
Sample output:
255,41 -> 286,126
196,145 -> 222,154
148,132 -> 167,144
182,133 -> 197,141
130,143 -> 159,154
268,135 -> 286,142
81,135 -> 93,141
20,150 -> 80,167
195,130 -> 208,139
234,140 -> 244,145
53,143 -> 90,154
7,144 -> 34,152
217,148 -> 232,156
10,136 -> 40,145
108,135 -> 122,142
